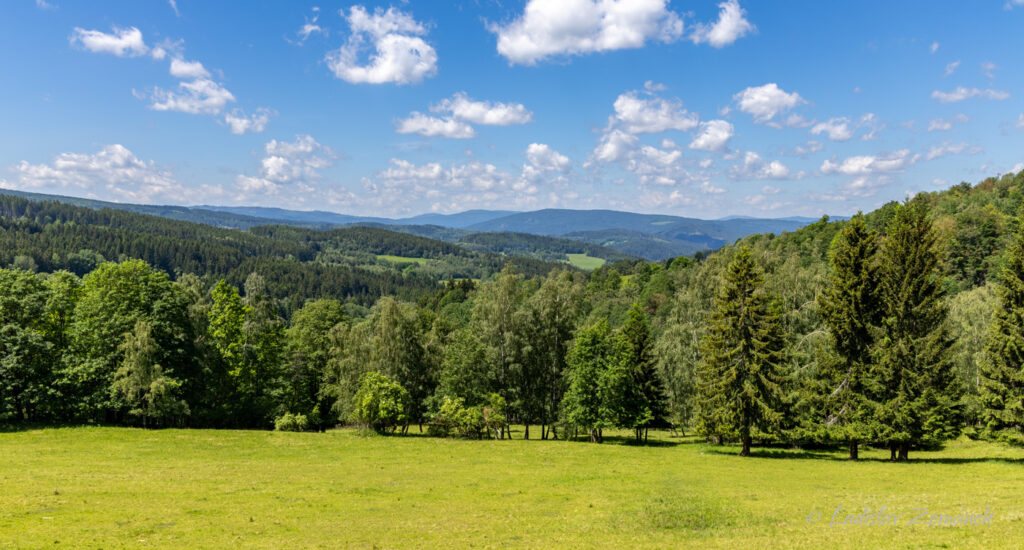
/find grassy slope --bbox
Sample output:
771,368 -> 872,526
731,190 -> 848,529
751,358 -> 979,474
1,428 -> 1021,549
565,253 -> 607,270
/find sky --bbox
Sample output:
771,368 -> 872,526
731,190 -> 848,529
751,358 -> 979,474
2,0 -> 1024,219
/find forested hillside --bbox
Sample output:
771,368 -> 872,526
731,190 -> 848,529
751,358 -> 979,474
2,171 -> 1024,460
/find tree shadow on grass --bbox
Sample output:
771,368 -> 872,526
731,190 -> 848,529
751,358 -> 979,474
702,447 -> 1024,464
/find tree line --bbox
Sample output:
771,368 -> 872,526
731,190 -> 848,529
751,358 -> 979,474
3,172 -> 1024,460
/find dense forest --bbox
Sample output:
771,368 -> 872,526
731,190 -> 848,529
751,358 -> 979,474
2,171 -> 1024,460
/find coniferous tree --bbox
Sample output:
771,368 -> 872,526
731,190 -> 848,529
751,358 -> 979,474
978,214 -> 1024,443
696,247 -> 789,456
815,213 -> 881,459
620,303 -> 668,442
875,199 -> 961,461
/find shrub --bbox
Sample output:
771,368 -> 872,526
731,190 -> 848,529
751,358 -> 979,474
274,413 -> 308,432
350,372 -> 409,434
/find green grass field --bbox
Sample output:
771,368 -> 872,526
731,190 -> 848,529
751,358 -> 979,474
376,255 -> 430,265
1,427 -> 1022,548
565,253 -> 606,270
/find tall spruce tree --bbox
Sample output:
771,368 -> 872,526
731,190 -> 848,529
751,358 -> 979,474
978,214 -> 1024,443
620,303 -> 668,442
875,199 -> 961,461
816,213 -> 881,459
697,247 -> 789,456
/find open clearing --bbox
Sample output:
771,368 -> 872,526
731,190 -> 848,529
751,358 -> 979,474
565,253 -> 606,270
1,428 -> 1022,548
376,255 -> 430,265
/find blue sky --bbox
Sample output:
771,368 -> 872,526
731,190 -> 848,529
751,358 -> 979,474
2,0 -> 1023,218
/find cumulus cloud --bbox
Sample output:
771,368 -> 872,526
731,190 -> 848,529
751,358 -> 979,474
733,83 -> 804,124
149,78 -> 235,115
931,86 -> 1010,103
395,92 -> 532,138
690,0 -> 755,48
927,113 -> 969,132
224,108 -> 273,135
591,129 -> 639,163
688,120 -> 734,152
396,113 -> 476,139
70,26 -> 149,58
488,0 -> 685,65
7,144 -> 183,203
236,135 -> 336,194
810,117 -> 853,141
611,90 -> 698,134
730,151 -> 790,180
520,143 -> 571,192
925,141 -> 982,161
434,93 -> 533,126
169,58 -> 210,79
325,6 -> 437,85
820,149 -> 918,175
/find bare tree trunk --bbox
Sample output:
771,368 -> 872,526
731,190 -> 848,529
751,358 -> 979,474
849,439 -> 859,460
889,442 -> 897,461
524,424 -> 529,440
644,427 -> 649,443
897,442 -> 909,461
740,434 -> 751,456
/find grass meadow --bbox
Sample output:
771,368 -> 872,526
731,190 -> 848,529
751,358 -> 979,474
565,254 -> 607,270
1,427 -> 1022,548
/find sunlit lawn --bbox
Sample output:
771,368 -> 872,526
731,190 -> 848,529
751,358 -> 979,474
1,427 -> 1022,548
565,254 -> 606,270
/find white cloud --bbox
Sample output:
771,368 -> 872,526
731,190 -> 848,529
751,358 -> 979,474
810,117 -> 853,141
925,141 -> 981,161
762,185 -> 781,195
930,41 -> 939,54
35,0 -> 55,10
524,143 -> 571,172
791,140 -> 824,156
325,6 -> 437,85
611,90 -> 698,134
237,135 -> 336,194
690,0 -> 755,48
70,26 -> 149,58
1009,0 -> 1024,8
943,60 -> 960,77
730,151 -> 790,179
396,113 -> 476,139
295,9 -> 324,44
1017,114 -> 1024,129
820,149 -> 918,175
433,92 -> 532,126
981,61 -> 998,79
733,83 -> 804,124
169,0 -> 180,16
7,144 -> 183,203
700,181 -> 725,194
489,0 -> 685,65
591,129 -> 638,163
520,143 -> 571,192
689,120 -> 734,152
927,113 -> 969,132
149,78 -> 235,115
224,108 -> 273,135
931,86 -> 1010,103
169,58 -> 210,79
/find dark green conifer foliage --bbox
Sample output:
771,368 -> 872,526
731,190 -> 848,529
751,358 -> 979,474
875,199 -> 961,461
816,213 -> 881,459
697,247 -> 789,456
979,214 -> 1024,443
620,303 -> 668,442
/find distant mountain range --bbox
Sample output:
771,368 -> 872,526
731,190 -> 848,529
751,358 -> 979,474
0,188 -> 834,260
